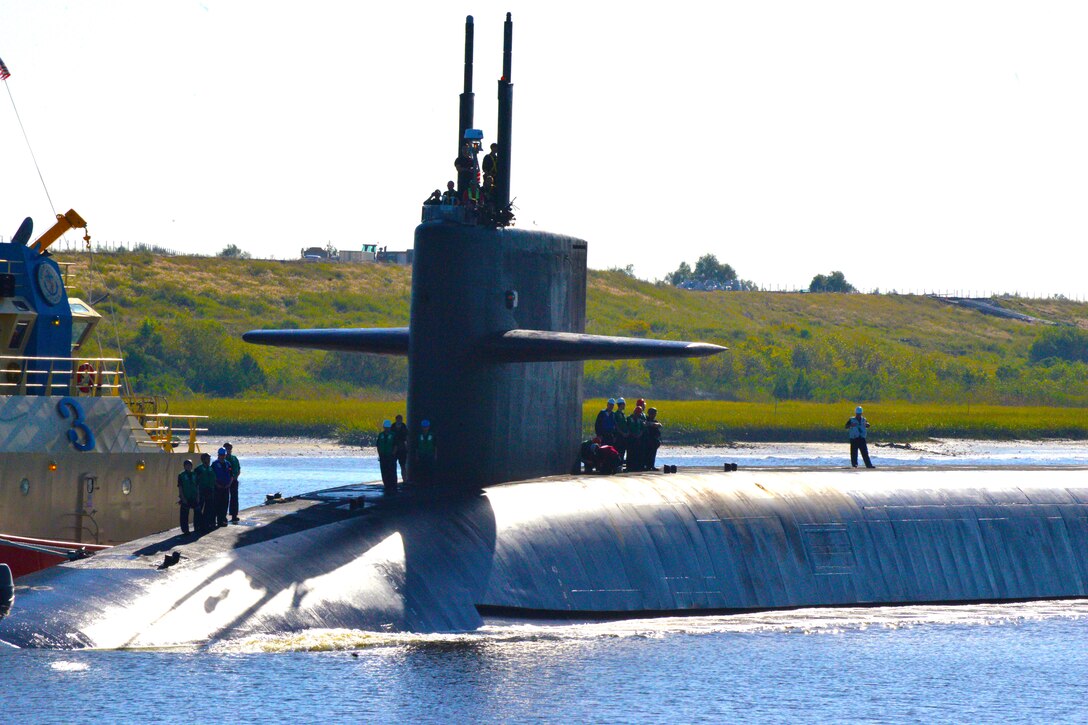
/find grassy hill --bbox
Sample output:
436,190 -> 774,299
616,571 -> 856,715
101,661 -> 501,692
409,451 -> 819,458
64,252 -> 1088,410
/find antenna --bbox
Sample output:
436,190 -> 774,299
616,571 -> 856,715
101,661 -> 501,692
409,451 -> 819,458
495,12 -> 513,212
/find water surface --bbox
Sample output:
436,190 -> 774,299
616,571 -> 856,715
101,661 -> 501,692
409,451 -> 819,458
5,441 -> 1088,723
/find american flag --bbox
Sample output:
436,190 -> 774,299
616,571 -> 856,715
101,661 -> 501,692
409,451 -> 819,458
0,56 -> 10,81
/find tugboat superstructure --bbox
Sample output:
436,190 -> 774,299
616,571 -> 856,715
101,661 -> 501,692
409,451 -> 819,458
1,211 -> 204,577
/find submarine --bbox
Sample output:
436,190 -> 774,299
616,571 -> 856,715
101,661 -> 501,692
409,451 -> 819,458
3,15 -> 1088,650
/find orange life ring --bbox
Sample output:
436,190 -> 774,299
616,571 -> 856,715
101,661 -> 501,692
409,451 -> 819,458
75,363 -> 97,394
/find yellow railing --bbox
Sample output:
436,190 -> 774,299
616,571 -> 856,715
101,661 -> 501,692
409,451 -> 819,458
137,413 -> 209,454
0,355 -> 124,397
123,396 -> 207,454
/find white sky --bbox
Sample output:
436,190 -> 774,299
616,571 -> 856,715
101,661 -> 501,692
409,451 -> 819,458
2,1 -> 1087,296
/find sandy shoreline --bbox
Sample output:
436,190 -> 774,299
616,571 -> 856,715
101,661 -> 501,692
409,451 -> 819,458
208,436 -> 362,457
219,436 -> 1088,460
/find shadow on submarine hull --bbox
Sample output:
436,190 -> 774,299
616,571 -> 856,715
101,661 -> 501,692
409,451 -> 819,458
0,491 -> 499,649
4,466 -> 1088,649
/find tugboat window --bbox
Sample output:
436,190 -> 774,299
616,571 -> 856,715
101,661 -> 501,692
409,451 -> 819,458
70,319 -> 91,351
20,478 -> 30,496
8,320 -> 30,350
121,478 -> 132,495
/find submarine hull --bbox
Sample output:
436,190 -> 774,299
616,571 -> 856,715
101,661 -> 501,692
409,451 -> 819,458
4,466 -> 1088,649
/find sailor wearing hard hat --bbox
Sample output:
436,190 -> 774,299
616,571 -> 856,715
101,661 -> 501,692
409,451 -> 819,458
845,406 -> 875,469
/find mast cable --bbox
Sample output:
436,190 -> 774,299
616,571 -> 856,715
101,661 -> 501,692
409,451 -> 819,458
5,80 -> 57,217
6,76 -> 128,393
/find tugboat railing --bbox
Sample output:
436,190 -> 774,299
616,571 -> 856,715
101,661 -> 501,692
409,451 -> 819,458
137,413 -> 209,454
0,355 -> 124,397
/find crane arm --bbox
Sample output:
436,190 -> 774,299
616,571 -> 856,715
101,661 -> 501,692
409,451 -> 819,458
29,209 -> 87,253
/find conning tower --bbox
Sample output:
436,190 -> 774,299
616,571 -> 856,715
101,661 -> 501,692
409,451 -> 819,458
244,15 -> 724,491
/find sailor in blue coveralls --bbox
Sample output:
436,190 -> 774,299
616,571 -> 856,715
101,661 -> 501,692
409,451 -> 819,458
211,448 -> 233,527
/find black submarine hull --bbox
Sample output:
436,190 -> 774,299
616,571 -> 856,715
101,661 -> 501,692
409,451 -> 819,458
4,466 -> 1088,649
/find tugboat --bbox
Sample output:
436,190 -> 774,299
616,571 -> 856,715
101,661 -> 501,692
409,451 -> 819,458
0,210 -> 205,578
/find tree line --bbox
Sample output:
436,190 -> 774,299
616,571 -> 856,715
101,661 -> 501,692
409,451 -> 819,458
665,253 -> 855,293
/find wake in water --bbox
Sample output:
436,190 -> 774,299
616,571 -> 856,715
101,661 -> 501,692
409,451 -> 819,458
216,599 -> 1088,654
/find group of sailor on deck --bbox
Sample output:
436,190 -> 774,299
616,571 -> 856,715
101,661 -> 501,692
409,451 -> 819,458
177,443 -> 241,534
375,415 -> 435,495
583,397 -> 663,474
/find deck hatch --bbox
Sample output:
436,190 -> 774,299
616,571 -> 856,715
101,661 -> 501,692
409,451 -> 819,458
800,524 -> 856,574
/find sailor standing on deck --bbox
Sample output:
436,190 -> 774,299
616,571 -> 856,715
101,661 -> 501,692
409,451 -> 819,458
415,420 -> 437,485
595,399 -> 617,445
177,460 -> 199,535
390,414 -> 409,482
194,453 -> 216,533
211,448 -> 233,527
846,406 -> 875,469
613,398 -> 629,466
643,407 -> 663,471
376,420 -> 398,495
627,400 -> 647,471
224,442 -> 241,523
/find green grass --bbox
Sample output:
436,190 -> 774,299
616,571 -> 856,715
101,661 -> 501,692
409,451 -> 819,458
179,397 -> 406,442
61,252 -> 1088,406
180,397 -> 1088,445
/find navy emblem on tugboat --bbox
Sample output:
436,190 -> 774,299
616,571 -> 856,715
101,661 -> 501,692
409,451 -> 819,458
36,263 -> 64,306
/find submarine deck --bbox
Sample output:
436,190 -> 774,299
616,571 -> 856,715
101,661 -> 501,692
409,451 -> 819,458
74,463 -> 1088,571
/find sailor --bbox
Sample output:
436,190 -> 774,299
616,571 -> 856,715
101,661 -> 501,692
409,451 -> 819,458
194,453 -> 216,533
482,143 -> 498,184
423,189 -> 443,205
593,440 -> 622,475
177,459 -> 199,535
627,400 -> 648,471
390,414 -> 409,482
595,399 -> 617,445
376,420 -> 398,495
846,406 -> 875,469
224,442 -> 241,523
454,142 -> 481,206
416,419 -> 437,484
211,448 -> 233,527
613,398 -> 629,467
580,438 -> 599,473
441,180 -> 460,205
643,407 -> 663,471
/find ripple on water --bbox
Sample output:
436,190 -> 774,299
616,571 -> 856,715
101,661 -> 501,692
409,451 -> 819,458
213,599 -> 1088,654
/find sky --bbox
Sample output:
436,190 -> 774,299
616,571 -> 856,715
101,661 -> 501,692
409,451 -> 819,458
2,1 -> 1088,297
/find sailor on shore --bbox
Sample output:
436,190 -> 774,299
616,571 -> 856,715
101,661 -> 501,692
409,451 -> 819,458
846,406 -> 875,469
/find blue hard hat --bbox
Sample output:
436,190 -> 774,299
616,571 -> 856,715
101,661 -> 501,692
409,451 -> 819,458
607,398 -> 616,405
217,447 -> 227,456
421,419 -> 430,427
383,420 -> 391,428
855,406 -> 863,414
617,398 -> 626,405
